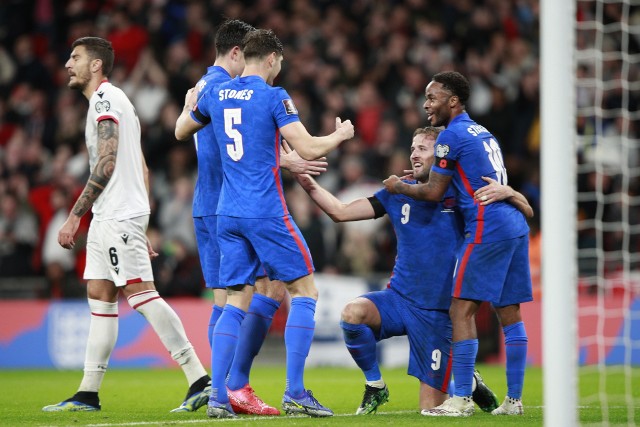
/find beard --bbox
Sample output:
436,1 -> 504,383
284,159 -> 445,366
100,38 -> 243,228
68,70 -> 90,91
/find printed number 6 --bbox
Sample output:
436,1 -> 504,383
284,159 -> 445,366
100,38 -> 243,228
224,108 -> 244,161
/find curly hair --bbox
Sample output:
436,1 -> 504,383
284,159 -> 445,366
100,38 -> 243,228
432,71 -> 470,105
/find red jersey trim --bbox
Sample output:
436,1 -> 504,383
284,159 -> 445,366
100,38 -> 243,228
95,79 -> 109,92
453,243 -> 475,298
456,163 -> 484,244
272,130 -> 289,216
97,115 -> 118,124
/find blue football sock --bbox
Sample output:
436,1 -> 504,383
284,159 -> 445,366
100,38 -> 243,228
209,305 -> 245,404
452,339 -> 478,397
227,294 -> 280,391
208,304 -> 223,348
504,321 -> 528,399
340,321 -> 381,382
284,297 -> 316,397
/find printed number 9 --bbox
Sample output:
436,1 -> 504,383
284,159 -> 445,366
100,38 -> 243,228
224,108 -> 244,161
401,203 -> 410,224
431,349 -> 441,371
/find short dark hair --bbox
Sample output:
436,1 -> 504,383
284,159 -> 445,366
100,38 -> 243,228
413,126 -> 441,139
432,71 -> 470,105
215,19 -> 256,57
71,37 -> 114,77
242,29 -> 283,62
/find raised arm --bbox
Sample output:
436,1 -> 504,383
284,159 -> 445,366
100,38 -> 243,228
58,119 -> 118,249
473,176 -> 534,219
383,168 -> 452,202
175,87 -> 205,141
295,174 -> 376,222
279,117 -> 354,160
280,140 -> 328,176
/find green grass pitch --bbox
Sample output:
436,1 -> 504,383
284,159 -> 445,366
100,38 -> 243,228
1,365 -> 638,426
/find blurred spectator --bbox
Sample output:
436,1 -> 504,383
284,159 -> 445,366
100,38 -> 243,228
41,186 -> 82,298
0,0 -> 547,299
158,175 -> 197,253
0,191 -> 38,277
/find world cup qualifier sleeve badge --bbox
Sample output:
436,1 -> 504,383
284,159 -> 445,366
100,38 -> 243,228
95,100 -> 111,113
435,144 -> 456,170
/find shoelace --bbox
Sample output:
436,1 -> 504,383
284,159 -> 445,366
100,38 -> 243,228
305,390 -> 322,408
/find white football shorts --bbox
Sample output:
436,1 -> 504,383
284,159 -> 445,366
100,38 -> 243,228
84,215 -> 154,287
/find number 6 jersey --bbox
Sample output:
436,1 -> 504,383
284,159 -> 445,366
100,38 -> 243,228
430,112 -> 529,243
192,75 -> 299,219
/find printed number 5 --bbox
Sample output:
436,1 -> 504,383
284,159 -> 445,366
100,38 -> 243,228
224,108 -> 244,161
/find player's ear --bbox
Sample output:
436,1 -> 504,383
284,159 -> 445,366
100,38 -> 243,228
91,58 -> 103,74
268,52 -> 277,68
449,95 -> 459,107
231,46 -> 241,60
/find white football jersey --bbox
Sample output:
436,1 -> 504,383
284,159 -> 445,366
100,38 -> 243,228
85,80 -> 150,221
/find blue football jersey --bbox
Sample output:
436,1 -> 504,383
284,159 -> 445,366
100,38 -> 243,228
189,66 -> 231,217
193,75 -> 299,218
431,112 -> 529,243
374,182 -> 464,310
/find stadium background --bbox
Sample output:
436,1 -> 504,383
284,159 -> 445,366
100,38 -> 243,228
0,1 -> 636,369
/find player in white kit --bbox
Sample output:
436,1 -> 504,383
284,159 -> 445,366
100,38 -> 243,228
42,37 -> 210,413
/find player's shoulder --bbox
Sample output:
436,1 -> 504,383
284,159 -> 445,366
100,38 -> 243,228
93,82 -> 129,104
88,82 -> 130,116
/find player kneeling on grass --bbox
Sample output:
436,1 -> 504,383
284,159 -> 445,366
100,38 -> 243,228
294,126 -> 532,414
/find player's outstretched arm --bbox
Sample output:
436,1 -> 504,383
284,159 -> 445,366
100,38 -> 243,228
58,119 -> 118,250
383,169 -> 451,202
280,117 -> 354,160
280,140 -> 328,176
474,176 -> 534,218
295,173 -> 375,222
175,88 -> 205,141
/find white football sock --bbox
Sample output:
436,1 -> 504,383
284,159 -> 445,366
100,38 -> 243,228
128,290 -> 207,385
78,299 -> 118,392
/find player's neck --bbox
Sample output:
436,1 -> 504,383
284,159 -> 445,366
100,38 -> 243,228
83,76 -> 107,100
447,108 -> 466,126
241,64 -> 269,83
213,58 -> 235,78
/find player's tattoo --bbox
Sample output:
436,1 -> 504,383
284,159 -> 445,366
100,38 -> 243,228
416,173 -> 450,201
71,120 -> 119,217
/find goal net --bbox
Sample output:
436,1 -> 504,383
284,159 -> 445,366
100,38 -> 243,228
575,0 -> 640,425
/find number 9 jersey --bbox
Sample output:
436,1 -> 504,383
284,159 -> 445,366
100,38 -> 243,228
430,112 -> 529,243
192,75 -> 299,219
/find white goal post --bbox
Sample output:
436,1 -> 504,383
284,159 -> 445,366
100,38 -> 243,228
541,0 -> 577,426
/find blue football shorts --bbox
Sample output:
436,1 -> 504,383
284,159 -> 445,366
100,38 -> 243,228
193,215 -> 222,289
217,215 -> 314,286
452,234 -> 533,307
364,288 -> 453,392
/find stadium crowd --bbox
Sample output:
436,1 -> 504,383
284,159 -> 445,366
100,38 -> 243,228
5,0 -> 621,299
